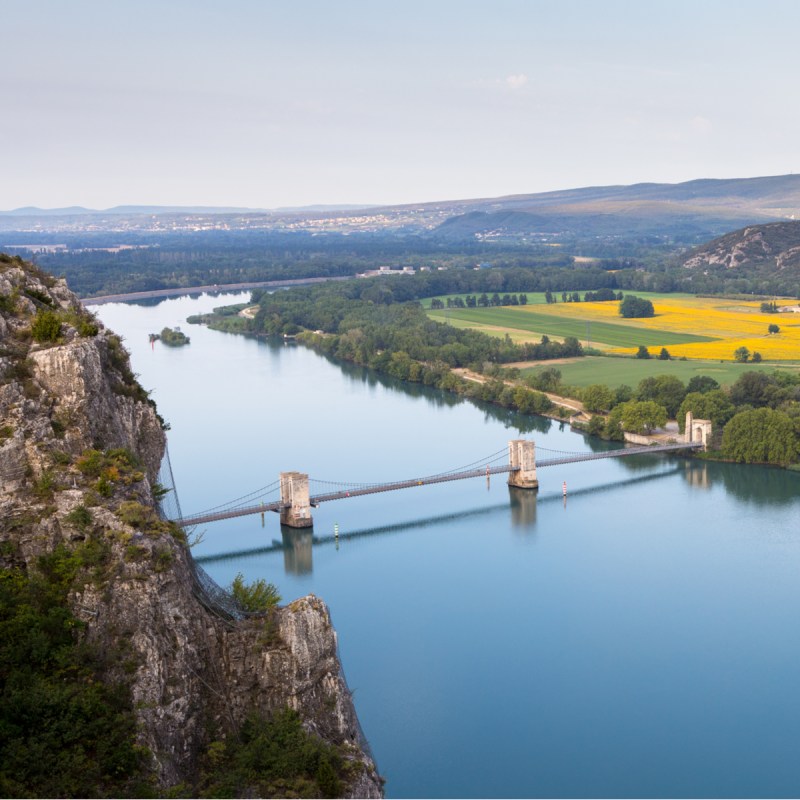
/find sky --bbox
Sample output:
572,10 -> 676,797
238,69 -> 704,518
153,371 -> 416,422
3,0 -> 800,209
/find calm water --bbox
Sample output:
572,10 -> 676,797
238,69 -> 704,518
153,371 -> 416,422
96,293 -> 800,799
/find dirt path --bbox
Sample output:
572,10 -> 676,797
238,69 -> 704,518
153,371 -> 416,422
453,368 -> 589,420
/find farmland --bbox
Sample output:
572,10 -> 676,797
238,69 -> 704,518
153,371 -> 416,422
428,305 -> 714,348
518,356 -> 800,389
426,292 -> 800,362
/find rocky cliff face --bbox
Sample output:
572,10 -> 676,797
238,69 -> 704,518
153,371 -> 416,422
682,220 -> 800,272
0,255 -> 382,797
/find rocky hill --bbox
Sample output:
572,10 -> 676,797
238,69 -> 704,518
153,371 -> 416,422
681,220 -> 800,272
0,254 -> 381,797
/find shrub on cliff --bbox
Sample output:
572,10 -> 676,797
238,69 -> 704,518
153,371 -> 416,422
230,572 -> 281,613
31,309 -> 62,343
199,709 -> 345,798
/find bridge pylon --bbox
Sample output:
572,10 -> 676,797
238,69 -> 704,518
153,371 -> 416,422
507,439 -> 538,490
280,471 -> 313,528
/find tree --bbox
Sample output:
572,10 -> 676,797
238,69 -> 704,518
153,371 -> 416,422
619,295 -> 655,318
721,407 -> 800,466
752,351 -> 762,363
587,415 -> 606,436
729,371 -> 774,407
768,323 -> 780,334
687,375 -> 720,394
618,400 -> 667,434
615,384 -> 633,404
582,383 -> 615,413
636,374 -> 686,418
658,347 -> 671,360
734,346 -> 750,363
635,345 -> 651,359
526,367 -> 561,392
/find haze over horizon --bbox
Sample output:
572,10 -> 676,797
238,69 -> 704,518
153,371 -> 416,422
4,0 -> 800,210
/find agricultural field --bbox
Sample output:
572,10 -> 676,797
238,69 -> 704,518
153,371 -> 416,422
426,292 -> 800,362
518,356 -> 800,389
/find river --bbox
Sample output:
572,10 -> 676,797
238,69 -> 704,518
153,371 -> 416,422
95,292 -> 800,799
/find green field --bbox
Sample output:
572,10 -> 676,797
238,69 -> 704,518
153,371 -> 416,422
428,307 -> 715,348
521,356 -> 800,389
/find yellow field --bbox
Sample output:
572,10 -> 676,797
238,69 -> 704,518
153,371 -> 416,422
526,296 -> 800,361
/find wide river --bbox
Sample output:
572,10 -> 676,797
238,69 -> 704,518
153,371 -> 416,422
96,292 -> 800,799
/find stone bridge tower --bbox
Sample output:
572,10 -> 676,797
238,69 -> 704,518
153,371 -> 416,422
508,439 -> 538,489
685,412 -> 712,450
280,471 -> 313,528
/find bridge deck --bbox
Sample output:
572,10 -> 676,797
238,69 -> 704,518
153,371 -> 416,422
176,441 -> 701,528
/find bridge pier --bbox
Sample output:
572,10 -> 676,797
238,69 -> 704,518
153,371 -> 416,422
507,439 -> 538,490
280,471 -> 313,528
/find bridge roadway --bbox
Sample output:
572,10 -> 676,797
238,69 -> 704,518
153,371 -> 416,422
175,441 -> 701,528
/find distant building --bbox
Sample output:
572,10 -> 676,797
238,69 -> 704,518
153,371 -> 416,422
356,266 -> 416,278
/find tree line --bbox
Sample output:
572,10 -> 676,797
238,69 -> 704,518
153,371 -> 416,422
545,370 -> 800,467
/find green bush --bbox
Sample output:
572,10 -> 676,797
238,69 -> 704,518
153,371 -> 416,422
199,709 -> 346,798
65,505 -> 93,531
31,309 -> 62,343
230,572 -> 281,613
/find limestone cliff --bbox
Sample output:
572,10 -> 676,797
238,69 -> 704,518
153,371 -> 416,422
682,220 -> 800,272
0,255 -> 382,797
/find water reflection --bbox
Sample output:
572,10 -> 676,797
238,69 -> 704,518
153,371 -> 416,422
334,358 -> 463,410
714,461 -> 800,507
123,290 -> 246,308
508,486 -> 537,529
323,354 -> 552,433
683,461 -> 711,490
281,527 -> 313,574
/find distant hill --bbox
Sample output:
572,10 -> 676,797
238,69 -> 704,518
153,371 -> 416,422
682,220 -> 800,272
427,175 -> 800,242
5,174 -> 800,241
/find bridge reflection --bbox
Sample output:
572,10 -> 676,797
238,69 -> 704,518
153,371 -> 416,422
196,467 -> 683,572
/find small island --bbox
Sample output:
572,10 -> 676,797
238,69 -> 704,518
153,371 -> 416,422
150,326 -> 190,347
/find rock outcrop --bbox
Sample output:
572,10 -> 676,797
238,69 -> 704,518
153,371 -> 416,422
0,255 -> 382,797
682,220 -> 800,272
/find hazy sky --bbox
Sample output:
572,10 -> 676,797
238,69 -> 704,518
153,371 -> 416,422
3,0 -> 800,209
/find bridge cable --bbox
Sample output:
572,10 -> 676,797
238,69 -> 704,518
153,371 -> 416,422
308,447 -> 510,490
189,479 -> 281,517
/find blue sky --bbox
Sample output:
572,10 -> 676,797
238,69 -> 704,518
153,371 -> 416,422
3,0 -> 799,209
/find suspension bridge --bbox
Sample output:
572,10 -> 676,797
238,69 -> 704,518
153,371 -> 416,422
174,436 -> 705,530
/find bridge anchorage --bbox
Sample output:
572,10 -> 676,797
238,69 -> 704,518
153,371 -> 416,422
176,428 -> 707,531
